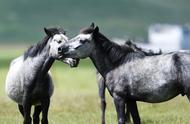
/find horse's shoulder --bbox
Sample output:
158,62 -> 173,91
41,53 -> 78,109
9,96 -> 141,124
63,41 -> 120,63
10,55 -> 24,66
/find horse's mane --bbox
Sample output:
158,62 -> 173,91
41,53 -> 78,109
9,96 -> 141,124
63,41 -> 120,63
124,40 -> 162,56
24,27 -> 65,60
95,33 -> 134,64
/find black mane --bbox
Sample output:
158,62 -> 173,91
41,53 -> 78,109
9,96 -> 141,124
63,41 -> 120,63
93,32 -> 162,65
24,27 -> 65,60
94,33 -> 134,64
124,40 -> 162,56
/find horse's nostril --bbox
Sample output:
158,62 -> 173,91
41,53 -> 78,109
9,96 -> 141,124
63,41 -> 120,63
58,46 -> 69,54
58,47 -> 61,52
58,47 -> 62,53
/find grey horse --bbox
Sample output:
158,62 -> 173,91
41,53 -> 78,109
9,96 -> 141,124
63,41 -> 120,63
5,27 -> 78,124
97,40 -> 162,124
59,23 -> 190,124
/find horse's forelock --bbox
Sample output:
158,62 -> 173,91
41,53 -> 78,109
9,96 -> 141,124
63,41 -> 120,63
49,27 -> 66,35
79,27 -> 94,34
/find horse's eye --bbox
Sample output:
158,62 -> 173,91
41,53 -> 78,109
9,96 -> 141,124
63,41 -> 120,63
80,40 -> 88,44
57,40 -> 62,44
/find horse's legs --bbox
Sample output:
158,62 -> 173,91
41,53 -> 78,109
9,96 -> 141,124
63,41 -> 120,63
114,97 -> 125,124
23,98 -> 32,124
41,97 -> 50,124
18,104 -> 24,117
125,103 -> 131,124
33,105 -> 42,124
127,101 -> 141,124
98,77 -> 106,124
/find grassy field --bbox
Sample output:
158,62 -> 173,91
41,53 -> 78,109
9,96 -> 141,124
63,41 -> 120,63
1,46 -> 190,124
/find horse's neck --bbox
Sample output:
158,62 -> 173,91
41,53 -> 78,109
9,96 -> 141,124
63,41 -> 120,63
40,56 -> 54,78
90,53 -> 111,77
25,44 -> 54,78
90,45 -> 114,78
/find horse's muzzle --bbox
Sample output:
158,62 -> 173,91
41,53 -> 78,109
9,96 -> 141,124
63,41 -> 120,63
58,46 -> 69,55
70,58 -> 80,68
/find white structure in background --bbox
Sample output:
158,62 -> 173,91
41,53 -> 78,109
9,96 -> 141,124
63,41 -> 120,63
113,24 -> 190,53
148,24 -> 190,52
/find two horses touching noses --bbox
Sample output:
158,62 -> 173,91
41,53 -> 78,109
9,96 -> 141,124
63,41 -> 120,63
5,22 -> 190,124
59,23 -> 190,124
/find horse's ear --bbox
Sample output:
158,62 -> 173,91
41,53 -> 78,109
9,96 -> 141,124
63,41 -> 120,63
93,26 -> 99,34
44,28 -> 53,37
90,22 -> 95,28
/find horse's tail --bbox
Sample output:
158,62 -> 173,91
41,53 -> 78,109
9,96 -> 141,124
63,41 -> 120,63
173,53 -> 190,97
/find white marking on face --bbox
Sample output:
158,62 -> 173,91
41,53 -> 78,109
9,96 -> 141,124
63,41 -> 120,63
52,34 -> 68,44
64,33 -> 94,58
77,34 -> 91,41
69,34 -> 92,49
49,34 -> 69,58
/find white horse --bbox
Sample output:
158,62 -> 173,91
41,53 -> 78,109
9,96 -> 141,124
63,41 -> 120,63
5,27 -> 78,124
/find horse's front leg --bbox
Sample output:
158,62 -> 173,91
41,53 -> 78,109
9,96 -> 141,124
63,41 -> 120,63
125,103 -> 131,124
33,105 -> 42,124
98,77 -> 106,124
18,104 -> 24,117
113,96 -> 125,124
127,100 -> 141,124
22,97 -> 32,124
41,97 -> 50,124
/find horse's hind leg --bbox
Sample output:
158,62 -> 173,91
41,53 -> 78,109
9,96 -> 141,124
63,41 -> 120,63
18,104 -> 24,117
125,103 -> 131,124
33,105 -> 42,124
98,76 -> 106,124
41,97 -> 50,124
127,100 -> 141,124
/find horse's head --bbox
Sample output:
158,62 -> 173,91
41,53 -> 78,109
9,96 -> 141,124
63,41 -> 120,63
58,23 -> 99,59
44,27 -> 79,67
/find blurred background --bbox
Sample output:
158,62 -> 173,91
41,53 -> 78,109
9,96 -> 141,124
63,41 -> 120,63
0,0 -> 190,124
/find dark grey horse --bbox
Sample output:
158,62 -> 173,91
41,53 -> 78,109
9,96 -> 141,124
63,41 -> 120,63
5,27 -> 78,124
59,23 -> 190,124
97,40 -> 162,124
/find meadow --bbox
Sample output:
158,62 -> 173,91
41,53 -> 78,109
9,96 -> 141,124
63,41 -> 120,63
0,46 -> 190,124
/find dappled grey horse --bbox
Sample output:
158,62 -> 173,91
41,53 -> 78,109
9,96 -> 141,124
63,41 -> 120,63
59,23 -> 190,124
5,27 -> 78,124
97,40 -> 162,124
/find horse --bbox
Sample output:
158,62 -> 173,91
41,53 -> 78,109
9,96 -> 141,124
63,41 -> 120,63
96,40 -> 162,124
5,27 -> 79,124
58,23 -> 190,124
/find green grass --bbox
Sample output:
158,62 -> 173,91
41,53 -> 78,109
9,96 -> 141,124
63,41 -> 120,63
1,47 -> 190,124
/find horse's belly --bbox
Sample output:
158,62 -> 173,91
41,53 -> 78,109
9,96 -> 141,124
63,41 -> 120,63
132,83 -> 181,103
6,80 -> 24,104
